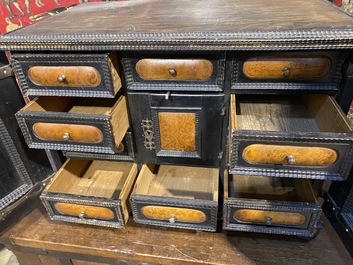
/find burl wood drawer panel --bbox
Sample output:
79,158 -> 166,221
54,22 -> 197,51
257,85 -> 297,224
122,52 -> 225,91
130,164 -> 219,231
231,51 -> 344,93
223,173 -> 322,239
16,95 -> 129,154
229,94 -> 353,180
40,159 -> 138,228
63,132 -> 135,162
127,92 -> 225,166
11,52 -> 121,98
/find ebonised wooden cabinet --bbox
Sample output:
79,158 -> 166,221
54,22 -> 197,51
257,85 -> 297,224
2,0 -> 353,238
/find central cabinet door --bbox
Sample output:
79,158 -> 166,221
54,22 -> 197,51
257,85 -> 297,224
128,92 -> 225,166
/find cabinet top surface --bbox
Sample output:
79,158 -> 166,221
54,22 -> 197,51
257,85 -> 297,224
2,0 -> 353,50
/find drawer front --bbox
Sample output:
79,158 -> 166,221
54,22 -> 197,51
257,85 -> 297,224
232,51 -> 344,93
41,197 -> 125,228
230,138 -> 353,180
16,97 -> 129,154
130,199 -> 217,232
122,52 -> 225,91
223,201 -> 321,236
11,53 -> 121,98
128,92 -> 225,166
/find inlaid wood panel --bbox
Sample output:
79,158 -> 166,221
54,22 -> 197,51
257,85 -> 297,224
136,59 -> 213,80
28,66 -> 101,86
243,56 -> 331,79
234,209 -> 307,226
32,123 -> 103,143
243,144 -> 338,166
54,203 -> 115,220
158,112 -> 196,152
141,205 -> 207,223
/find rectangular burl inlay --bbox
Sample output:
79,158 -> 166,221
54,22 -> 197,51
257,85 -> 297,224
158,112 -> 196,152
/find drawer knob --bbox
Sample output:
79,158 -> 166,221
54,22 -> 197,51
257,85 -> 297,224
78,211 -> 85,219
168,68 -> 177,77
62,132 -> 71,141
265,217 -> 272,225
283,67 -> 290,77
57,75 -> 66,83
169,214 -> 176,223
286,155 -> 295,165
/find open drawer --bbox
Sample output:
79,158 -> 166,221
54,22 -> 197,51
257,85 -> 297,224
223,173 -> 322,239
130,164 -> 219,231
16,95 -> 129,154
40,159 -> 138,228
229,94 -> 353,180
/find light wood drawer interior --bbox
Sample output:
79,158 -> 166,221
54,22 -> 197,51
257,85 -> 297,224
231,94 -> 352,134
133,164 -> 218,201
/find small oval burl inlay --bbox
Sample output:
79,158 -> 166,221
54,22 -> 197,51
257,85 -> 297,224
234,209 -> 306,226
243,56 -> 331,79
32,123 -> 104,143
243,144 -> 338,166
54,202 -> 115,220
141,205 -> 207,223
135,59 -> 213,81
28,66 -> 102,87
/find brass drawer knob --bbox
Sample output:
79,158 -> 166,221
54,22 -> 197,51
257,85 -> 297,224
282,67 -> 290,77
265,217 -> 272,225
286,155 -> 295,165
62,132 -> 71,141
169,214 -> 176,223
78,211 -> 85,219
168,68 -> 177,77
57,75 -> 66,83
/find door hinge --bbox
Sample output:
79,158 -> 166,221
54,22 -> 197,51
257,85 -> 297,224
0,64 -> 14,80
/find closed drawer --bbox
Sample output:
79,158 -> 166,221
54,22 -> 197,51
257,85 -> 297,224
130,164 -> 219,231
223,173 -> 322,239
229,94 -> 353,180
231,51 -> 344,93
11,52 -> 121,98
16,95 -> 129,154
40,159 -> 138,228
122,52 -> 225,91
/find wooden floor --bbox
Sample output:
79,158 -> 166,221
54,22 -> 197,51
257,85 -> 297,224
0,204 -> 352,265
